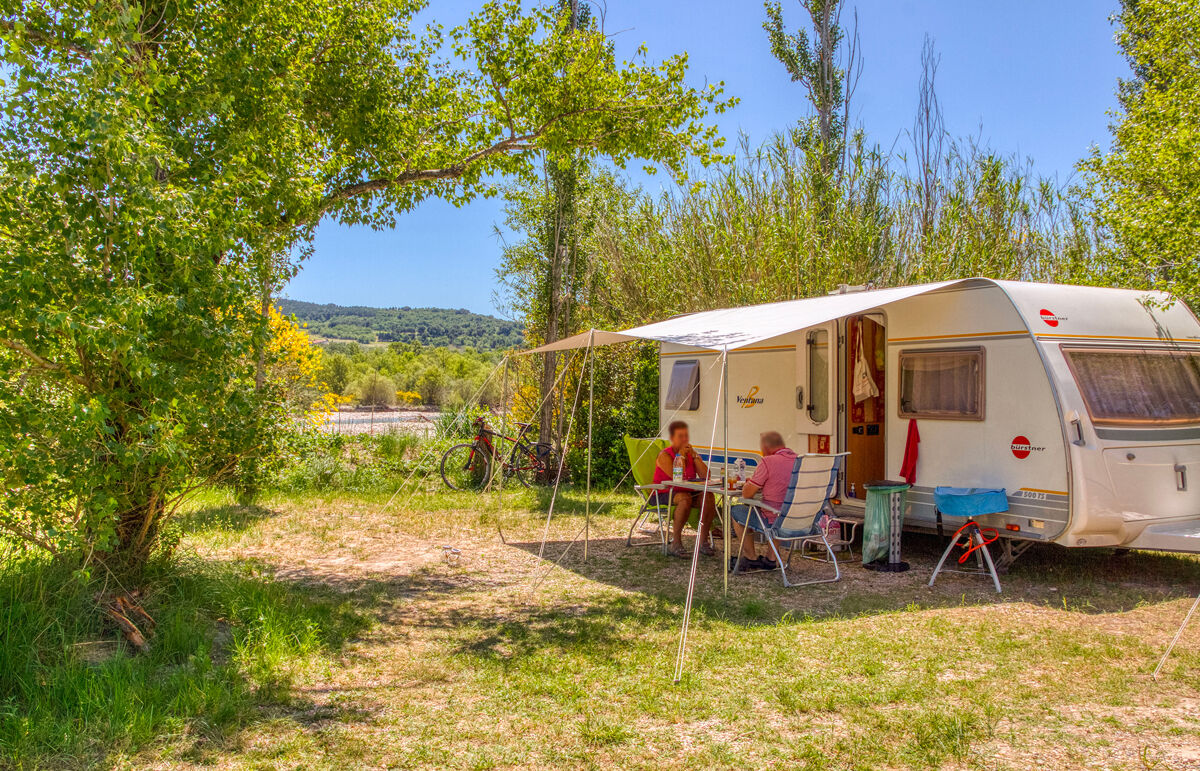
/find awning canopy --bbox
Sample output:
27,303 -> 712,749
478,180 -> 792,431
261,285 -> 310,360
524,279 -> 981,354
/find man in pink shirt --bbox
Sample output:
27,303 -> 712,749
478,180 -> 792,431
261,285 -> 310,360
730,431 -> 798,571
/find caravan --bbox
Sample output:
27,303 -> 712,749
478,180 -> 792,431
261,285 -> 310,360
537,278 -> 1200,559
656,278 -> 1200,557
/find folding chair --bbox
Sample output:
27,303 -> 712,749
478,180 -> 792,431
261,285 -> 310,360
734,452 -> 850,587
623,435 -> 670,549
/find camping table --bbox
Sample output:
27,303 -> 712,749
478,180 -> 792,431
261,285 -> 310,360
671,479 -> 745,580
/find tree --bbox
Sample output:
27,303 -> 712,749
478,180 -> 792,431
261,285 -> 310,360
533,0 -> 590,453
1083,0 -> 1200,306
762,0 -> 864,282
319,354 -> 354,396
356,374 -> 398,407
0,0 -> 725,570
763,0 -> 862,181
909,35 -> 947,243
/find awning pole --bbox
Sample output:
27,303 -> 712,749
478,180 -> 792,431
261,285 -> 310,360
722,346 -> 730,597
1155,591 -> 1200,681
585,330 -> 595,562
673,348 -> 726,684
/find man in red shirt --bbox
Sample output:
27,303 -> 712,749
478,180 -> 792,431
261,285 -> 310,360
730,431 -> 798,571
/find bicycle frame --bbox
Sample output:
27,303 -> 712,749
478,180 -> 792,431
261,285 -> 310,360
470,419 -> 544,477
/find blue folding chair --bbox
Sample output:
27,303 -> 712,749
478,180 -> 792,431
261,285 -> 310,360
733,452 -> 850,587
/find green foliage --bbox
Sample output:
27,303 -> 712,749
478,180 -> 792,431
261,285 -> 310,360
279,300 -> 524,350
571,344 -> 659,487
274,430 -> 449,494
0,550 -> 367,766
322,342 -> 502,408
0,0 -> 724,568
354,373 -> 398,407
319,353 -> 354,395
1082,0 -> 1200,307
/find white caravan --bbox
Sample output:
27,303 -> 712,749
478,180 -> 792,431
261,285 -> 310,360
558,279 -> 1200,558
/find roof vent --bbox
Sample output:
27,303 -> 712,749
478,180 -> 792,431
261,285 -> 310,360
829,284 -> 869,295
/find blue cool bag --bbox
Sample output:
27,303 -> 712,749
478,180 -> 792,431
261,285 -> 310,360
933,487 -> 1009,518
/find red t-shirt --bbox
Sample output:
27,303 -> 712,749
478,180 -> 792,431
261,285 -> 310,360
653,446 -> 697,490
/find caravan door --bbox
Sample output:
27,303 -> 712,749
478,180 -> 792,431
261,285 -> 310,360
843,315 -> 887,500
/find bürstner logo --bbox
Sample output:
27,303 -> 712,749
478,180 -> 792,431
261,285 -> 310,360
736,386 -> 764,408
1010,436 -> 1045,459
1039,308 -> 1067,327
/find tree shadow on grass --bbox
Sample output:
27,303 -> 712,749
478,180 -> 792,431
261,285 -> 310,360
177,501 -> 279,538
0,552 -> 375,771
503,529 -> 1200,621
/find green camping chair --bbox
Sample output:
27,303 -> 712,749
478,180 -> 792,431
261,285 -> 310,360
624,435 -> 670,549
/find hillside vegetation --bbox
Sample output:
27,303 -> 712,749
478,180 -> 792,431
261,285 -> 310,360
280,299 -> 523,350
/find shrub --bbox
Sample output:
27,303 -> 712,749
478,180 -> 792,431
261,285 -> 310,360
354,374 -> 397,407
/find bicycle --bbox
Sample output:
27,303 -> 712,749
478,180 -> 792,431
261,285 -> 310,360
439,417 -> 558,491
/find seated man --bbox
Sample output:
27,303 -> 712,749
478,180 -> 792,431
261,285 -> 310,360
729,431 -> 798,572
653,420 -> 719,558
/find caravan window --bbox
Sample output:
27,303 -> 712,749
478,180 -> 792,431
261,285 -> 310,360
806,329 -> 830,422
898,347 -> 985,420
664,359 -> 701,411
1064,347 -> 1200,426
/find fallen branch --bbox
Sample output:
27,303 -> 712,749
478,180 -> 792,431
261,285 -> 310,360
97,591 -> 156,654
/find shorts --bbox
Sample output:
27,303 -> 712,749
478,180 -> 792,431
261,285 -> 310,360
730,504 -> 776,529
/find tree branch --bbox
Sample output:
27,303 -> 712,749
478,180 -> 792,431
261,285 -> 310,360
311,103 -> 642,222
0,338 -> 89,388
0,519 -> 59,555
0,19 -> 92,57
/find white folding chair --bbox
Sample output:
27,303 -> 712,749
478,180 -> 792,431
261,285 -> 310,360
734,452 -> 850,587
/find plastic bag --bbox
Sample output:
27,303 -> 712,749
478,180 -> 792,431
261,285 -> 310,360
852,333 -> 879,403
862,490 -> 891,564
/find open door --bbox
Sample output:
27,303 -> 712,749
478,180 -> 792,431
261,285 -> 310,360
843,315 -> 886,500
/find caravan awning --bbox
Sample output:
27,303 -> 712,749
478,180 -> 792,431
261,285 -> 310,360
524,279 -> 977,354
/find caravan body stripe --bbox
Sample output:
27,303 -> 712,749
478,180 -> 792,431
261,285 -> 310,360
1036,333 -> 1200,344
888,330 -> 1027,344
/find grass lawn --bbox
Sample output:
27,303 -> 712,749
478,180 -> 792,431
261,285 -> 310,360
19,485 -> 1200,769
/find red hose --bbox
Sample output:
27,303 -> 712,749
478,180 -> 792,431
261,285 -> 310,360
948,520 -> 1000,565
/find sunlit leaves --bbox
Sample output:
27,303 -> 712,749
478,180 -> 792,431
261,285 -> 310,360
0,0 -> 723,565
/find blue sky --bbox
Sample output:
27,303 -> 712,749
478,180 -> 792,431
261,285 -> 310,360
283,0 -> 1127,317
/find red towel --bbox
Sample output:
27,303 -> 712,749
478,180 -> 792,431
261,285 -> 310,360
899,419 -> 920,484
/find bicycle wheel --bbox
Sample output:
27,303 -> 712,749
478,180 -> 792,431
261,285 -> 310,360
440,443 -> 491,491
504,453 -> 535,488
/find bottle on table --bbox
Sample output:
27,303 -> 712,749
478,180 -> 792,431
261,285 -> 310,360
673,452 -> 684,483
735,458 -> 747,482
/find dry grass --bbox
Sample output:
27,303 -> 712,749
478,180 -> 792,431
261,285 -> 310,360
129,487 -> 1200,770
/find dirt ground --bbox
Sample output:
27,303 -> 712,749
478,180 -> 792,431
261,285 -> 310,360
143,492 -> 1200,770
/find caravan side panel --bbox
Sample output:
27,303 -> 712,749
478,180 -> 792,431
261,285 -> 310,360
999,282 -> 1200,549
883,285 -> 1071,541
659,337 -> 804,472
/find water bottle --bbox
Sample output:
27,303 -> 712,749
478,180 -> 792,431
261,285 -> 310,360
849,482 -> 857,499
673,452 -> 684,483
735,458 -> 747,482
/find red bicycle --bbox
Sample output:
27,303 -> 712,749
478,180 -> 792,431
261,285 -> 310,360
439,417 -> 557,491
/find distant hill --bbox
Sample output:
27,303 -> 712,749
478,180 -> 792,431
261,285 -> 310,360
278,299 -> 523,350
